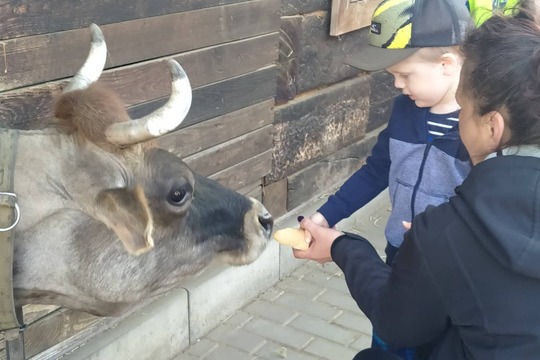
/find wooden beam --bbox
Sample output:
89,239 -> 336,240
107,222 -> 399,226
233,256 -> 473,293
128,65 -> 277,129
270,75 -> 371,182
210,150 -> 272,191
0,64 -> 277,130
262,178 -> 288,218
157,100 -> 274,158
184,125 -> 273,177
287,133 -> 378,210
0,0 -> 280,92
0,0 -> 254,40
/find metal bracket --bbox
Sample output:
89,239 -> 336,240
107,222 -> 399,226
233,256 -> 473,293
0,192 -> 20,232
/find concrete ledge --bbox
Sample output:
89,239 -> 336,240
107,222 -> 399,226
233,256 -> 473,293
62,288 -> 189,360
180,241 -> 280,342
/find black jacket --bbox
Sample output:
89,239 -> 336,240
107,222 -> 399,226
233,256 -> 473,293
332,152 -> 540,360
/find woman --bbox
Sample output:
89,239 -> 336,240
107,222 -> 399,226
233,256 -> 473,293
294,9 -> 540,360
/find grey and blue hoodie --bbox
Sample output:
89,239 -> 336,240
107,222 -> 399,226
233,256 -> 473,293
318,95 -> 471,248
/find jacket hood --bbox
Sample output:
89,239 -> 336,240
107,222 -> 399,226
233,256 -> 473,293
457,146 -> 540,278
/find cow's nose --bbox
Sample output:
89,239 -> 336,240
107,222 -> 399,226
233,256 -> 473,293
258,212 -> 274,238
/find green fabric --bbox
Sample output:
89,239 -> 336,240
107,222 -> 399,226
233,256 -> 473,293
467,0 -> 521,25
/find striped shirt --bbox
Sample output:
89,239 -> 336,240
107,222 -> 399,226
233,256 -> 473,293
427,112 -> 460,141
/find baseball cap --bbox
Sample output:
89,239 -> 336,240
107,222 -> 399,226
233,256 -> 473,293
347,0 -> 471,71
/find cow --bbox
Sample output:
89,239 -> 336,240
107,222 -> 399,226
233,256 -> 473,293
1,24 -> 273,317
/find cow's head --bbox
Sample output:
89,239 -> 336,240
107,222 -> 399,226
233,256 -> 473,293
52,24 -> 273,259
11,24 -> 273,315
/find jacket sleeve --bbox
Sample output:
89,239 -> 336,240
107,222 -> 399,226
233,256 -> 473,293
318,125 -> 391,227
331,232 -> 448,348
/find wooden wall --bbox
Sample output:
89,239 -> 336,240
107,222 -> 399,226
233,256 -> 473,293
263,0 -> 397,217
0,0 -> 280,358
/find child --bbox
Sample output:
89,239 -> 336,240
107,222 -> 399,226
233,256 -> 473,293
306,0 -> 472,358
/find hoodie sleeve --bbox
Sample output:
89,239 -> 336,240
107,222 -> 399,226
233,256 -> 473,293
317,125 -> 391,227
331,232 -> 448,348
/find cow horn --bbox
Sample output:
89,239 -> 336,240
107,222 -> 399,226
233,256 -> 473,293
64,23 -> 107,93
105,60 -> 192,146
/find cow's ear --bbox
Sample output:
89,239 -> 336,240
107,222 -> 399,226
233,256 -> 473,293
94,186 -> 154,256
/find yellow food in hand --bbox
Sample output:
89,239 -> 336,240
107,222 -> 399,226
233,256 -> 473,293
273,228 -> 309,250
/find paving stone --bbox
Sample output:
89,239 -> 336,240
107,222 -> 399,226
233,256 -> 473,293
350,333 -> 373,351
254,341 -> 323,360
303,338 -> 359,360
207,325 -> 267,354
317,289 -> 362,313
290,262 -> 317,279
205,344 -> 253,360
174,353 -> 200,360
186,338 -> 219,358
259,288 -> 285,302
243,317 -> 314,350
274,292 -> 342,321
224,311 -> 254,328
244,299 -> 299,324
288,314 -> 358,346
276,276 -> 327,299
301,269 -> 350,294
334,310 -> 373,335
309,262 -> 344,276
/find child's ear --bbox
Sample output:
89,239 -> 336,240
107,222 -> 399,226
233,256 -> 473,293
440,53 -> 461,76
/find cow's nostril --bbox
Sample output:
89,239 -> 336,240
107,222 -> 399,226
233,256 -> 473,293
258,212 -> 274,238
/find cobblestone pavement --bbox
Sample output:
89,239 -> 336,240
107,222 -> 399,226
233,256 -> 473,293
178,261 -> 373,360
177,193 -> 391,360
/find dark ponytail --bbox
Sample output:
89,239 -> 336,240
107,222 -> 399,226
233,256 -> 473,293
461,4 -> 540,147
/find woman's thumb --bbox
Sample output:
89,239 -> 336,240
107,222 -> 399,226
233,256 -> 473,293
299,217 -> 318,234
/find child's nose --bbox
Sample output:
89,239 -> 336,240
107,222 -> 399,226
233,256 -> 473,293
394,77 -> 405,89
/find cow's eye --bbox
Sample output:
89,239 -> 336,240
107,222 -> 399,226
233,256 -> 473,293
168,187 -> 189,206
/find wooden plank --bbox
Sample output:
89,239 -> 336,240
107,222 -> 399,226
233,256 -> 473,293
0,64 -> 277,131
262,178 -> 288,218
97,33 -> 278,108
0,308 -> 101,360
183,125 -> 273,177
367,71 -> 399,132
0,0 -> 249,40
0,294 -> 166,360
330,0 -> 384,36
277,11 -> 365,98
287,132 -> 379,210
128,65 -> 277,129
22,305 -> 60,325
0,0 -> 281,91
270,74 -> 371,182
281,0 -> 331,16
157,100 -> 274,158
210,150 -> 272,191
238,181 -> 263,201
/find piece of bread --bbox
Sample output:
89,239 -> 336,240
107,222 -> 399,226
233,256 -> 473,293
273,228 -> 309,250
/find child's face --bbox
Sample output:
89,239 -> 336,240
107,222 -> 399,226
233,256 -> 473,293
386,52 -> 457,109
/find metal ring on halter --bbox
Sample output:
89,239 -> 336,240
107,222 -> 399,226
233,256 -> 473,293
0,192 -> 20,232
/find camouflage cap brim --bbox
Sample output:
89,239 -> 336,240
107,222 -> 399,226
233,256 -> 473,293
346,45 -> 419,71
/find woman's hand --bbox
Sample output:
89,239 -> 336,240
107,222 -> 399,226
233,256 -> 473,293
293,217 -> 344,264
309,212 -> 330,228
